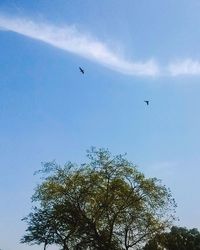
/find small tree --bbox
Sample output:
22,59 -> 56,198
143,226 -> 200,250
21,148 -> 176,250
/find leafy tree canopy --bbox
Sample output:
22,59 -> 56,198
143,226 -> 200,250
21,148 -> 176,250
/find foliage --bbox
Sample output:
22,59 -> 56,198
21,148 -> 176,250
143,226 -> 200,250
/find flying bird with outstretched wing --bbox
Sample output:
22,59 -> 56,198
79,67 -> 84,74
144,100 -> 149,105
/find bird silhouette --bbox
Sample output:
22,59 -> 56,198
144,100 -> 149,105
79,67 -> 84,74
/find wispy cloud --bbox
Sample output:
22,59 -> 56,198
2,15 -> 200,78
168,59 -> 200,76
0,15 -> 159,76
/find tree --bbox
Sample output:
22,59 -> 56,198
21,148 -> 176,250
143,226 -> 200,250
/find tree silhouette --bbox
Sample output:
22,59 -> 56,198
143,226 -> 200,250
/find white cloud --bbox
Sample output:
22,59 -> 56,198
0,15 -> 159,76
2,15 -> 200,78
168,59 -> 200,76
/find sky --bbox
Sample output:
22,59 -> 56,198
1,0 -> 200,249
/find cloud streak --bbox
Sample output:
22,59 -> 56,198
168,59 -> 200,76
0,15 -> 159,76
1,15 -> 200,77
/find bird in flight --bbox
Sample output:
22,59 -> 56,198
144,100 -> 149,105
79,67 -> 84,74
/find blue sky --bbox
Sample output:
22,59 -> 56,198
1,0 -> 200,249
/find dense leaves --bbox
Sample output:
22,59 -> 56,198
143,226 -> 200,250
21,148 -> 176,250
